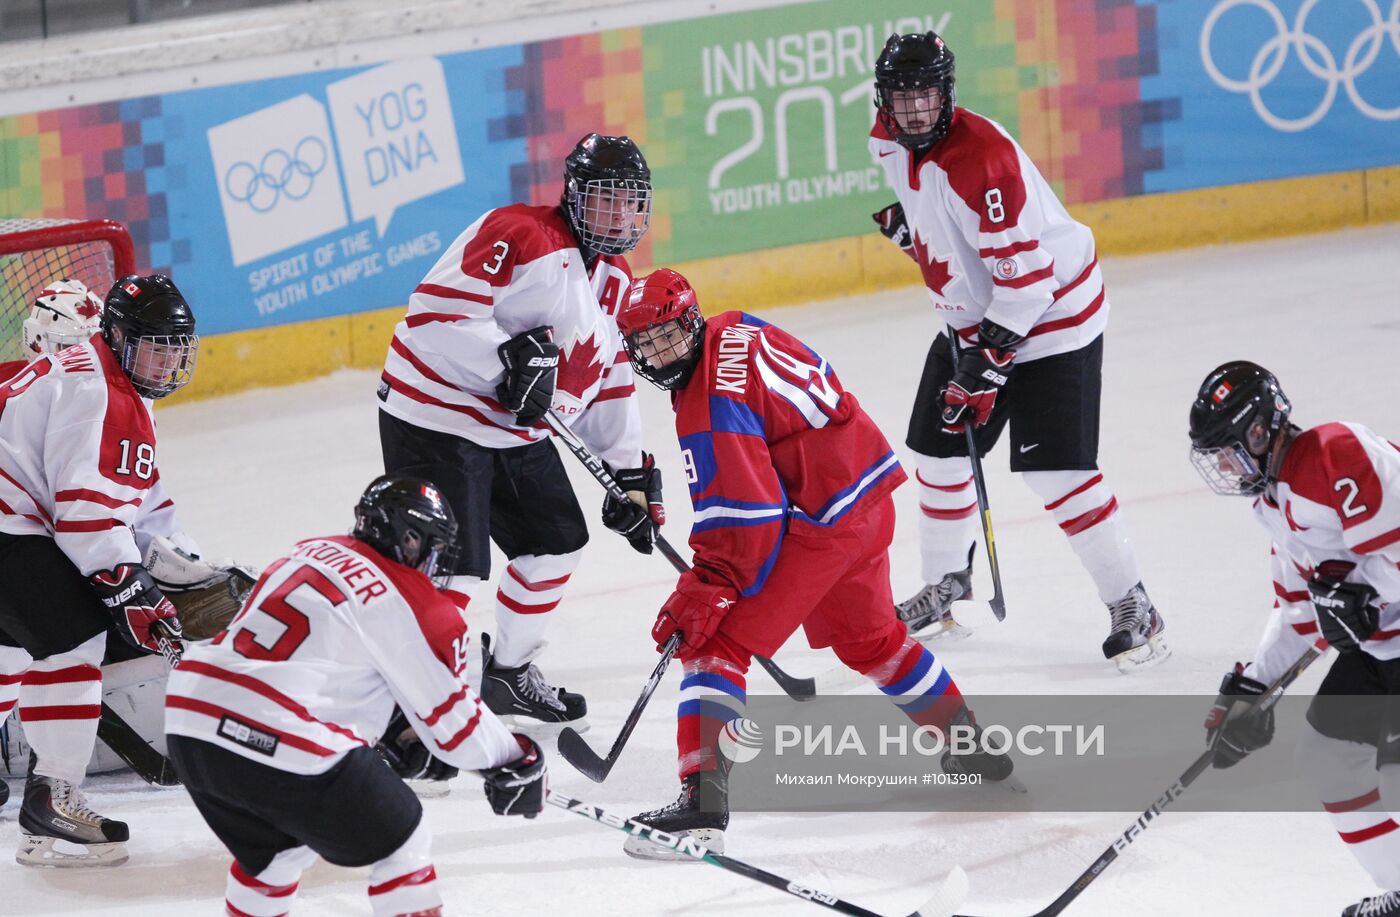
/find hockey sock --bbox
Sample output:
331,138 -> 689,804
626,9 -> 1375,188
1023,469 -> 1141,603
838,629 -> 965,732
0,644 -> 31,723
367,820 -> 442,917
1297,724 -> 1400,889
492,551 -> 580,668
678,640 -> 748,778
912,454 -> 979,584
19,631 -> 103,784
224,846 -> 317,917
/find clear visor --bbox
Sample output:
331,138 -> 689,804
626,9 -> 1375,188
625,317 -> 694,373
885,86 -> 944,137
402,529 -> 457,588
1189,443 -> 1265,496
574,179 -> 652,255
126,334 -> 199,399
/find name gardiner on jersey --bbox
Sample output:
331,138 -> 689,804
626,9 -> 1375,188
714,323 -> 760,394
290,539 -> 388,603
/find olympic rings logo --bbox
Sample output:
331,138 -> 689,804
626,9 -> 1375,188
1200,0 -> 1400,131
223,136 -> 329,213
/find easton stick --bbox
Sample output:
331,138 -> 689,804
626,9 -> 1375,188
946,339 -> 1006,621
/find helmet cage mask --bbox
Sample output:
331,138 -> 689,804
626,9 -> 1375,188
117,332 -> 199,400
352,480 -> 460,589
567,177 -> 652,256
623,304 -> 703,391
874,32 -> 956,149
1188,368 -> 1291,497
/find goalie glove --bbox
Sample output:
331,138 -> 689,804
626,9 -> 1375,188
145,536 -> 258,640
496,326 -> 558,426
602,453 -> 665,554
89,564 -> 184,656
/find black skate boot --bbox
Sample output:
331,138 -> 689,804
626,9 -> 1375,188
1101,582 -> 1170,673
480,633 -> 587,733
625,768 -> 729,861
940,707 -> 1016,783
1343,891 -> 1400,916
17,773 -> 129,867
897,545 -> 975,641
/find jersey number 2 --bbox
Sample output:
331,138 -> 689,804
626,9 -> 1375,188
1334,478 -> 1369,519
232,566 -> 346,662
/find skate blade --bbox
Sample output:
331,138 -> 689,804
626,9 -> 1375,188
912,618 -> 973,644
495,715 -> 589,738
407,778 -> 452,799
1112,633 -> 1171,675
16,833 -> 128,868
623,827 -> 724,862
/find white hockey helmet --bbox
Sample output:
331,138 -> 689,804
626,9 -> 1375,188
23,279 -> 104,355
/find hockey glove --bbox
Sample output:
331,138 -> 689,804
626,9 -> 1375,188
1309,560 -> 1380,653
653,573 -> 737,653
496,326 -> 559,426
1205,664 -> 1275,769
480,733 -> 546,818
89,564 -> 184,656
940,321 -> 1021,432
602,453 -> 665,555
872,202 -> 915,256
378,708 -> 459,782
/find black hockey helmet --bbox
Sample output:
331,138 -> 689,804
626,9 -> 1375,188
615,268 -> 704,391
874,31 -> 957,149
562,133 -> 652,257
353,474 -> 459,587
1188,361 -> 1293,496
101,274 -> 198,400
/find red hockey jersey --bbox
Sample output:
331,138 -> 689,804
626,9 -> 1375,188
675,312 -> 906,597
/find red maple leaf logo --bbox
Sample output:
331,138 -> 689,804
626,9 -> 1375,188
76,299 -> 101,319
556,330 -> 604,399
909,230 -> 954,296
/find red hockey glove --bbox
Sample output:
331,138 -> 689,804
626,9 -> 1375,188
872,202 -> 915,256
653,574 -> 737,653
89,564 -> 184,656
940,323 -> 1020,432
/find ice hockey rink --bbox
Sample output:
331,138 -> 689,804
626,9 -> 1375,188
3,222 -> 1398,915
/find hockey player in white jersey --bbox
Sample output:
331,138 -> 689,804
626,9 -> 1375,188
868,31 -> 1165,671
378,133 -> 665,729
165,475 -> 546,917
0,273 -> 197,866
1190,362 -> 1400,917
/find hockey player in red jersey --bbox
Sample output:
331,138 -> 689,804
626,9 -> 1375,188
616,269 -> 1012,858
0,274 -> 197,866
378,133 -> 664,730
1190,362 -> 1400,917
868,31 -> 1166,671
165,475 -> 546,917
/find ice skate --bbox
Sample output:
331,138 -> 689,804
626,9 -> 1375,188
624,769 -> 728,861
1102,582 -> 1170,673
1343,891 -> 1400,916
940,708 -> 1018,786
17,774 -> 128,867
480,634 -> 587,734
898,545 -> 975,641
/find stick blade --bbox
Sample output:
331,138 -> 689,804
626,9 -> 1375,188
557,727 -> 613,783
909,866 -> 970,917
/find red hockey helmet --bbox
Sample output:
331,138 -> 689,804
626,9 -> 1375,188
617,268 -> 704,390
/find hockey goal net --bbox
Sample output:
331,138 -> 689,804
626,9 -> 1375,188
0,218 -> 135,363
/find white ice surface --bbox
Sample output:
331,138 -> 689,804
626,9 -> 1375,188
4,224 -> 1399,916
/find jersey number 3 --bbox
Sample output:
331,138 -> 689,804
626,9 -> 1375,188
228,566 -> 347,662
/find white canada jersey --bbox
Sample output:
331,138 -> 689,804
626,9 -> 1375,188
1245,422 -> 1400,684
870,108 -> 1108,362
0,336 -> 168,576
165,535 -> 519,776
380,203 -> 643,469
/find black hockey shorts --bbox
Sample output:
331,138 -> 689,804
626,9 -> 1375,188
906,333 -> 1103,473
0,533 -> 111,659
1306,651 -> 1400,768
378,410 -> 589,579
167,737 -> 422,875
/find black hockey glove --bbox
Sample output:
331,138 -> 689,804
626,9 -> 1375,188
1309,560 -> 1380,653
496,326 -> 558,426
480,733 -> 546,818
377,708 -> 458,782
89,564 -> 184,657
940,320 -> 1021,433
1204,664 -> 1275,769
872,202 -> 914,255
602,453 -> 665,555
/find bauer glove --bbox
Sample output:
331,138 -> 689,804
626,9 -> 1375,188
1205,664 -> 1275,769
602,453 -> 665,555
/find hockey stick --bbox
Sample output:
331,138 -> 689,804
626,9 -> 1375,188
558,631 -> 680,782
547,790 -> 969,916
952,645 -> 1323,917
97,702 -> 180,787
946,336 -> 1006,621
541,412 -> 821,701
